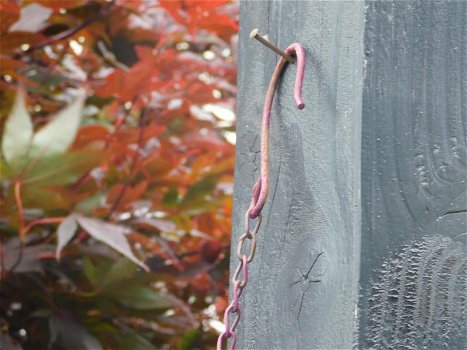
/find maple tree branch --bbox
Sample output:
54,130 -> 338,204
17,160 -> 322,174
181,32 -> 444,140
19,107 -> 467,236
106,109 -> 148,219
37,45 -> 70,86
177,243 -> 231,260
105,97 -> 138,147
0,238 -> 5,279
71,97 -> 137,191
22,217 -> 66,237
14,181 -> 25,239
19,1 -> 115,56
9,241 -> 24,274
14,180 -> 65,239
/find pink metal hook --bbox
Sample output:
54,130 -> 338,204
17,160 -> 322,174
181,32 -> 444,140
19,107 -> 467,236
216,42 -> 306,350
248,43 -> 306,219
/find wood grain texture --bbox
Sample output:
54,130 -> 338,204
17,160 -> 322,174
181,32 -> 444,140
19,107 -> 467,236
358,1 -> 466,349
232,1 -> 365,349
232,1 -> 465,349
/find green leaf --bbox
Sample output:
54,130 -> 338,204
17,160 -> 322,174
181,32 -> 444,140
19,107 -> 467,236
114,331 -> 157,350
1,89 -> 86,170
83,257 -> 101,287
30,89 -> 86,158
163,186 -> 179,206
181,175 -> 217,208
100,257 -> 138,288
3,238 -> 54,273
21,150 -> 103,185
49,314 -> 103,350
1,88 -> 33,166
179,328 -> 202,350
56,214 -> 78,259
84,257 -> 136,289
109,285 -> 176,310
93,323 -> 159,350
17,64 -> 67,88
21,185 -> 71,211
75,192 -> 104,215
76,215 -> 149,271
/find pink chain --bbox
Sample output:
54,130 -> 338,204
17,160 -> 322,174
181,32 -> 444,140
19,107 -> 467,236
217,43 -> 306,350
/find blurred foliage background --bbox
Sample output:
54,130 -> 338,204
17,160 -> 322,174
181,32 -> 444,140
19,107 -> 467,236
0,0 -> 238,349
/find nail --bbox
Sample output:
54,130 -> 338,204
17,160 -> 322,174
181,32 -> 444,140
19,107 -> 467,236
249,28 -> 295,63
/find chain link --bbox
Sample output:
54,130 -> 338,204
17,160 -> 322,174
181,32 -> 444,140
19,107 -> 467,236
216,209 -> 261,350
236,212 -> 261,263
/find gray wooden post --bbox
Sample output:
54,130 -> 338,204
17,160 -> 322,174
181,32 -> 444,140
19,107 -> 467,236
230,1 -> 466,349
359,1 -> 466,349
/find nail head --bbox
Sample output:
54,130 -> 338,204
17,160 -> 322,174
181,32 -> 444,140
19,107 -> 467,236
249,28 -> 259,39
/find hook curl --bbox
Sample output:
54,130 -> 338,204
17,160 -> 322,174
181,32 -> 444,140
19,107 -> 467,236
248,43 -> 306,219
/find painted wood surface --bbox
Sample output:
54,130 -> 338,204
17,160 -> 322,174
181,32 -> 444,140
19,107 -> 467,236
231,1 -> 364,348
231,0 -> 466,349
359,1 -> 466,349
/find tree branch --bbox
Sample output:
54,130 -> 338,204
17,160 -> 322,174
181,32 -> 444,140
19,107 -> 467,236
106,109 -> 148,219
14,181 -> 25,239
22,217 -> 65,237
71,97 -> 137,191
16,0 -> 115,57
